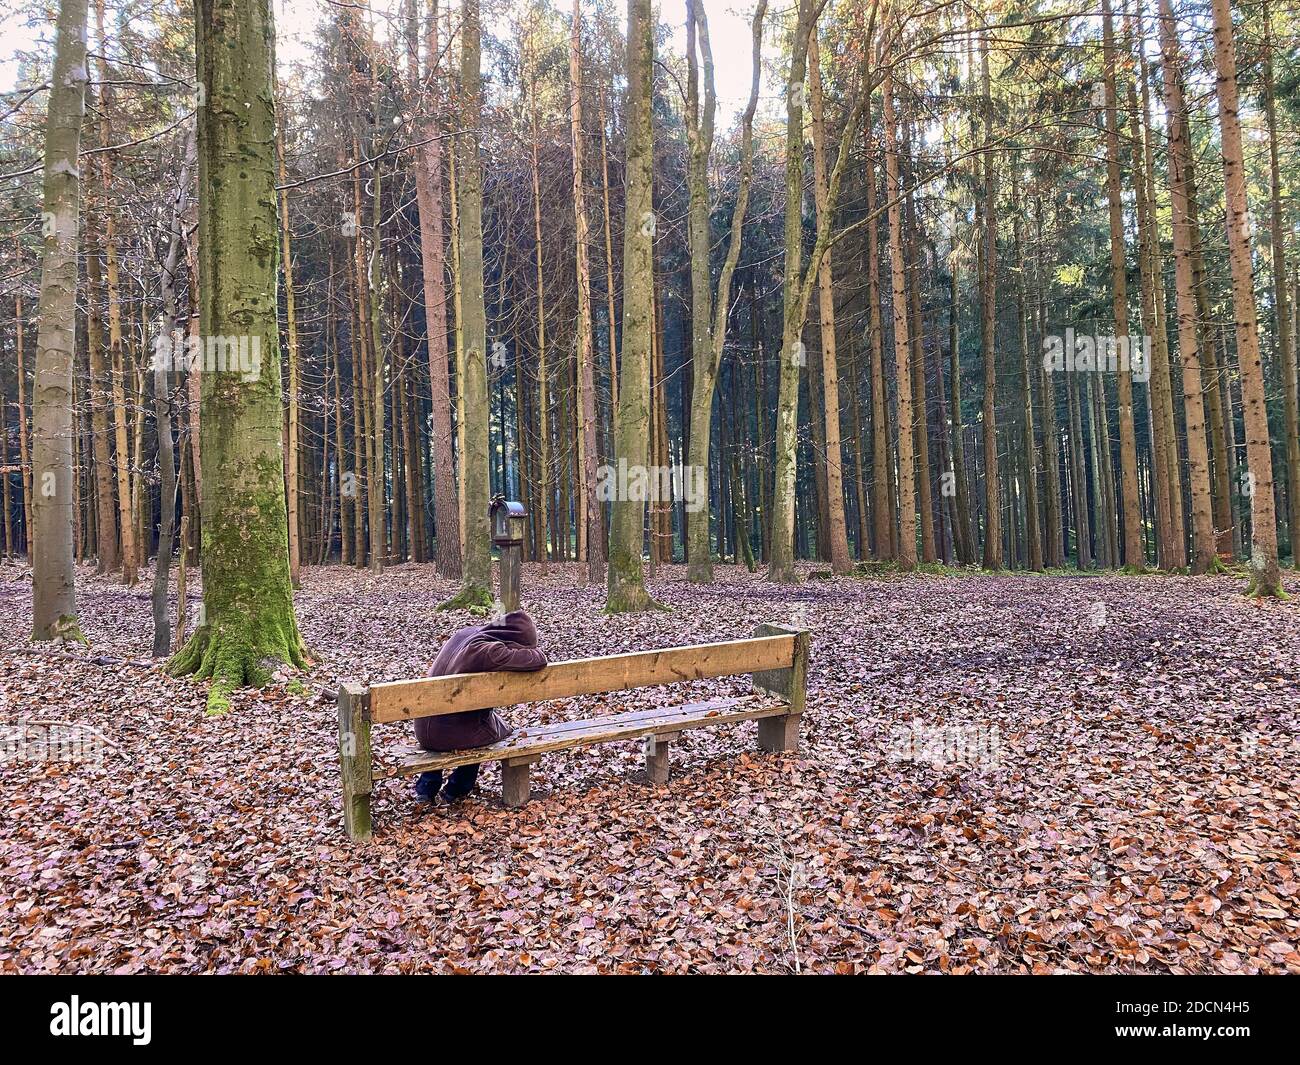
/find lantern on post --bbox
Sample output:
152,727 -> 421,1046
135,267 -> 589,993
490,496 -> 528,612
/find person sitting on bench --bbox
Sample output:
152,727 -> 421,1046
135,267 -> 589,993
414,609 -> 548,805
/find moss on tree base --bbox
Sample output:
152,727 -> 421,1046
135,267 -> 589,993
169,609 -> 309,715
31,614 -> 89,645
603,584 -> 668,614
1244,573 -> 1290,600
439,582 -> 495,614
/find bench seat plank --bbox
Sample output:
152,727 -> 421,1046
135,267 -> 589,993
373,694 -> 790,779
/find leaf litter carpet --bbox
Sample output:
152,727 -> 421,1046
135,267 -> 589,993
1,561 -> 1297,973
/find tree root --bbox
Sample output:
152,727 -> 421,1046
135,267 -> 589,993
603,584 -> 669,614
31,614 -> 89,646
168,611 -> 310,715
438,582 -> 496,614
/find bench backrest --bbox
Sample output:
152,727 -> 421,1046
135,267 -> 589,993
367,626 -> 804,724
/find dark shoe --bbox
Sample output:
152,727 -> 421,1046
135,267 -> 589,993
437,763 -> 480,805
414,771 -> 443,802
436,784 -> 474,806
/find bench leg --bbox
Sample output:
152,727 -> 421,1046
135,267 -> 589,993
501,757 -> 535,808
644,732 -> 677,786
338,683 -> 373,842
758,713 -> 801,754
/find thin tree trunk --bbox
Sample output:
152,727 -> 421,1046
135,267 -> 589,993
884,68 -> 917,571
571,0 -> 604,583
152,131 -> 195,657
978,29 -> 1002,570
1156,0 -> 1216,573
866,135 -> 891,560
1261,0 -> 1300,567
809,29 -> 852,574
1101,0 -> 1143,569
275,119 -> 301,586
409,0 -> 461,578
15,287 -> 33,560
1012,202 -> 1042,571
96,0 -> 137,586
1209,0 -> 1283,595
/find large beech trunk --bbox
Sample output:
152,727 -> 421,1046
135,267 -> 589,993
169,0 -> 308,709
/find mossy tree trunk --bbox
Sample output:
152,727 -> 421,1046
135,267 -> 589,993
767,0 -> 815,585
605,0 -> 661,612
440,0 -> 493,611
169,0 -> 308,708
30,0 -> 89,643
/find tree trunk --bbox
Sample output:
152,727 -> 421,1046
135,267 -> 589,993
1012,201 -> 1042,571
441,0 -> 493,609
1261,0 -> 1299,567
866,135 -> 892,560
978,30 -> 1002,569
1100,0 -> 1143,569
571,0 -> 604,584
1156,0 -> 1216,573
884,71 -> 917,571
169,0 -> 308,709
409,0 -> 460,579
1209,0 -> 1283,596
685,0 -> 764,582
808,29 -> 852,574
152,131 -> 195,657
605,0 -> 661,611
96,0 -> 137,586
30,0 -> 89,643
275,120 -> 301,587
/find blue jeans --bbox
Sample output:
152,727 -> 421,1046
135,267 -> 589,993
414,764 -> 480,802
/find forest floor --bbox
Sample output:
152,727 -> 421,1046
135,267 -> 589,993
1,559 -> 1298,973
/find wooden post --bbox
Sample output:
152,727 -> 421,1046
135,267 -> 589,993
501,755 -> 535,808
500,542 -> 521,612
751,623 -> 809,753
643,731 -> 678,785
338,682 -> 373,841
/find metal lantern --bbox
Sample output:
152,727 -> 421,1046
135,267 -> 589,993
490,497 -> 527,548
489,496 -> 527,610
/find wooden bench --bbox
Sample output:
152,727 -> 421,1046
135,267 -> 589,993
336,623 -> 810,841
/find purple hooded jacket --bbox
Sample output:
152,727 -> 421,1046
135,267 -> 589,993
414,610 -> 548,752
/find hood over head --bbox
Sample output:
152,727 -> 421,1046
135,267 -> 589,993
480,609 -> 538,648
